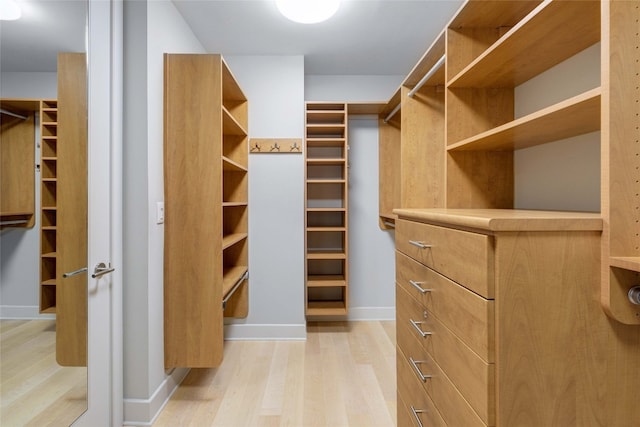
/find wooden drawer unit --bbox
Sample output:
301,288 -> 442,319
397,283 -> 495,424
396,250 -> 494,362
396,218 -> 494,298
394,209 -> 640,426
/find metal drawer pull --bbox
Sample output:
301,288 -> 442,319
629,286 -> 640,305
410,319 -> 432,338
92,262 -> 115,278
63,267 -> 88,278
409,240 -> 432,249
409,280 -> 431,293
410,406 -> 426,427
409,357 -> 431,382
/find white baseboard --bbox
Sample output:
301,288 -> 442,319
0,305 -> 55,319
123,367 -> 189,426
224,323 -> 307,340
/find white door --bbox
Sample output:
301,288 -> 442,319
73,0 -> 123,425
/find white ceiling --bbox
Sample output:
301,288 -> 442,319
172,0 -> 463,75
1,0 -> 464,76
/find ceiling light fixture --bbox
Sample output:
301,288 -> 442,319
276,0 -> 340,24
0,0 -> 21,20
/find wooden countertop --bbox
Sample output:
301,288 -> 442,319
393,208 -> 603,232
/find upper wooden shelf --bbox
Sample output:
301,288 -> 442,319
447,88 -> 601,151
306,138 -> 346,147
306,158 -> 345,165
222,107 -> 247,136
222,233 -> 247,250
221,59 -> 247,102
610,257 -> 640,274
448,0 -> 600,88
306,110 -> 345,124
306,125 -> 345,138
222,156 -> 247,172
449,1 -> 541,29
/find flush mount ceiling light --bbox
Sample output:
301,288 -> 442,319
0,0 -> 21,20
276,0 -> 340,24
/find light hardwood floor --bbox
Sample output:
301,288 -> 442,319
0,319 -> 87,427
151,321 -> 397,427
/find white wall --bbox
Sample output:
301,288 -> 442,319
0,73 -> 57,318
514,43 -> 600,212
223,56 -> 307,338
347,116 -> 396,319
1,72 -> 57,99
123,0 -> 204,423
305,75 -> 402,102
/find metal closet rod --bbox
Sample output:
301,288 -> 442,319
408,54 -> 446,98
0,108 -> 28,120
383,54 -> 446,124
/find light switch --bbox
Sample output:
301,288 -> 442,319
156,202 -> 165,224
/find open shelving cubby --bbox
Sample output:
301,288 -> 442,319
164,54 -> 249,368
305,102 -> 349,317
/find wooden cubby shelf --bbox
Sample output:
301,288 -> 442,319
448,88 -> 601,151
165,54 -> 249,369
448,1 -> 600,87
305,102 -> 349,318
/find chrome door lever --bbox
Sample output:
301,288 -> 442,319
92,262 -> 115,279
63,267 -> 88,278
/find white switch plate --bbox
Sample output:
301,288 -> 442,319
156,202 -> 165,224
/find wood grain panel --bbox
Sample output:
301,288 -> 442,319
378,118 -> 400,221
396,219 -> 494,298
401,85 -> 445,209
446,150 -> 514,209
56,53 -> 87,367
0,109 -> 35,224
601,0 -> 640,324
495,230 -> 624,426
164,54 -> 223,368
446,87 -> 514,145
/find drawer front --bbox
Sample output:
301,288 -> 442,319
396,219 -> 494,298
397,251 -> 494,362
397,283 -> 495,425
397,353 -> 447,427
397,329 -> 486,427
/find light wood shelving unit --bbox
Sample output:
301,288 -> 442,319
383,0 -> 640,425
305,103 -> 349,317
164,54 -> 249,368
39,99 -> 59,314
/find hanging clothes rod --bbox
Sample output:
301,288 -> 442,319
383,220 -> 396,228
383,102 -> 401,124
222,270 -> 249,309
408,55 -> 446,98
0,108 -> 28,120
0,219 -> 29,226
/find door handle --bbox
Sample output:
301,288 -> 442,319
63,267 -> 88,278
92,262 -> 115,278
